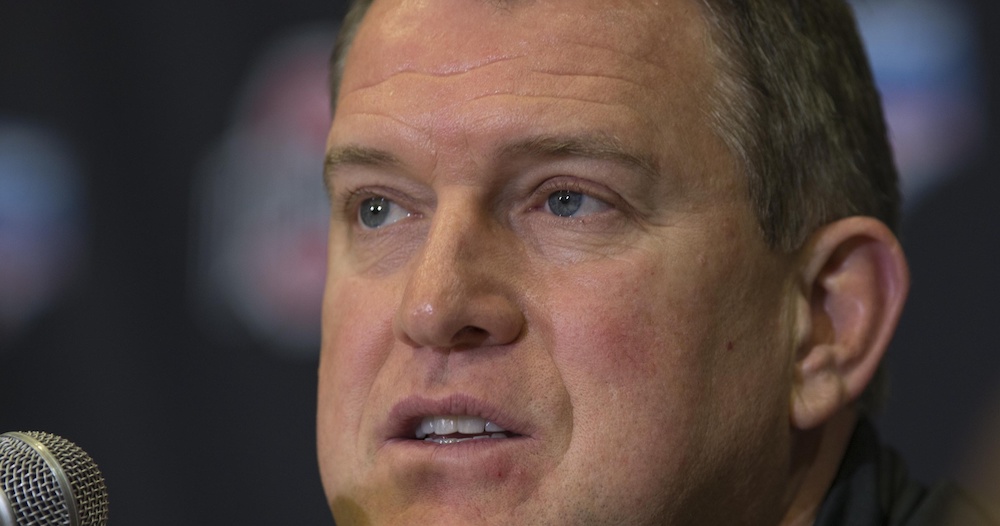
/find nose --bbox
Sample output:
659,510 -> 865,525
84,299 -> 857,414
393,202 -> 525,350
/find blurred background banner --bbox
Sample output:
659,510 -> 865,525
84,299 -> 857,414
1,1 -> 997,524
1,2 -> 344,524
852,0 -> 985,205
0,120 -> 88,342
191,25 -> 333,358
848,0 -> 1000,492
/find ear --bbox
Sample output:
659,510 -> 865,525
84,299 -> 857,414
790,217 -> 909,430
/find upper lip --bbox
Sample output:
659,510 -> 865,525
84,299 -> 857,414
381,393 -> 531,442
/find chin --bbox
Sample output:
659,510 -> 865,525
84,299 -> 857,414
330,494 -> 535,526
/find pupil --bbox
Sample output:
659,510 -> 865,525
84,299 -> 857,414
360,197 -> 389,228
548,190 -> 583,217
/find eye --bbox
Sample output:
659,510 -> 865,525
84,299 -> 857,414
545,190 -> 609,218
359,196 -> 411,229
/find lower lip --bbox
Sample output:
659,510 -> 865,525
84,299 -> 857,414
378,435 -> 539,481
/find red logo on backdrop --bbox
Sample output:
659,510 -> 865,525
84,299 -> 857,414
191,26 -> 336,358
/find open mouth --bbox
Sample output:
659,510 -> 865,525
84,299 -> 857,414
415,415 -> 517,444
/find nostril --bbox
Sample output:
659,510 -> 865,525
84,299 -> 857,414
451,326 -> 490,347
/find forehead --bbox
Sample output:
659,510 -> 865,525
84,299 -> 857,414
333,0 -> 725,186
339,0 -> 715,104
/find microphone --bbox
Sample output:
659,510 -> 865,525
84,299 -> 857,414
0,431 -> 108,526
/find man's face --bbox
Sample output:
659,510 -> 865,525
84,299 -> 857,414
318,0 -> 799,523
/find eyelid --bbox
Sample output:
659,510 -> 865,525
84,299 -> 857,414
336,186 -> 417,227
532,177 -> 617,213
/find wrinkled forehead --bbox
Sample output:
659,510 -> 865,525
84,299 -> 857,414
339,0 -> 714,100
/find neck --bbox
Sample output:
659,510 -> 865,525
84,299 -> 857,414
779,409 -> 859,526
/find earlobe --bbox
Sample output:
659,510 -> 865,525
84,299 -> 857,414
790,217 -> 909,430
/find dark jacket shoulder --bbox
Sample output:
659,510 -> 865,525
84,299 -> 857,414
813,418 -> 996,526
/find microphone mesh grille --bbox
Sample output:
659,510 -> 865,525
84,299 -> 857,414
0,432 -> 108,526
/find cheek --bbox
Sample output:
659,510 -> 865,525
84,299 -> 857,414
318,275 -> 396,470
321,277 -> 383,389
539,258 -> 699,462
543,257 -> 716,394
533,257 -> 722,507
538,239 -> 788,431
532,241 -> 793,515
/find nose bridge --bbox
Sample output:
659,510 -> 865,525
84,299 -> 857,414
425,197 -> 484,279
394,194 -> 523,350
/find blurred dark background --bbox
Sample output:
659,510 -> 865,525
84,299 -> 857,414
0,1 -> 997,524
1,2 -> 344,524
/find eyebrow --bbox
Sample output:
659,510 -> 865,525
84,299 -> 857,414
496,135 -> 660,181
323,145 -> 403,191
322,134 -> 660,190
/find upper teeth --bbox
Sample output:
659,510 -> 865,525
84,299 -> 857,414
415,415 -> 507,440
